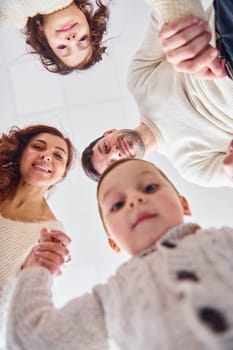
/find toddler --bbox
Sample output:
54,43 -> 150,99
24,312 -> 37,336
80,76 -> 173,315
7,158 -> 233,350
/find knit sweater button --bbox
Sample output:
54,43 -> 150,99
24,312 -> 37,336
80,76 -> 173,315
198,307 -> 228,333
161,240 -> 177,248
176,270 -> 199,282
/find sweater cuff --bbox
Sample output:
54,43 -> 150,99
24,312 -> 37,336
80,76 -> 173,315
17,267 -> 53,291
145,0 -> 206,28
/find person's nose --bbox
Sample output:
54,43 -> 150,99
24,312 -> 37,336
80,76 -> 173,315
110,144 -> 126,160
129,193 -> 144,208
40,152 -> 52,162
65,32 -> 77,41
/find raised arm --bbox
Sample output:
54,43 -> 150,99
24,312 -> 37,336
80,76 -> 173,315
127,0 -> 214,97
7,229 -> 108,350
149,0 -> 226,79
127,8 -> 165,94
7,268 -> 108,350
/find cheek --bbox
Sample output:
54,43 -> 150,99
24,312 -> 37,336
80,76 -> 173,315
20,150 -> 32,167
104,213 -> 126,237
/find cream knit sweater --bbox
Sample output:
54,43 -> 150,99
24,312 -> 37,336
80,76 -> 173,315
128,0 -> 233,188
0,214 -> 64,292
0,0 -> 73,28
0,0 -> 111,29
145,0 -> 206,28
0,214 -> 64,349
7,223 -> 233,350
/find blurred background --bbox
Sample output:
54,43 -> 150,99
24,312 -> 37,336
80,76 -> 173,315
0,0 -> 232,306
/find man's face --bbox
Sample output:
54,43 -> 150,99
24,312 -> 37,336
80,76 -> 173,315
223,139 -> 233,181
91,129 -> 145,175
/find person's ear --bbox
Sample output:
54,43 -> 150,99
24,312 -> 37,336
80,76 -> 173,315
108,237 -> 121,253
179,195 -> 192,216
103,129 -> 117,137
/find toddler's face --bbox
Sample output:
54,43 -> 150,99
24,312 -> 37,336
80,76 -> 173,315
41,3 -> 92,67
98,160 -> 190,255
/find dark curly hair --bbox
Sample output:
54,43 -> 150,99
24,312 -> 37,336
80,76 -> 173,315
81,135 -> 104,182
24,0 -> 110,75
0,124 -> 77,201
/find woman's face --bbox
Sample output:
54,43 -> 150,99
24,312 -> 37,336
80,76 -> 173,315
41,2 -> 93,67
19,133 -> 68,190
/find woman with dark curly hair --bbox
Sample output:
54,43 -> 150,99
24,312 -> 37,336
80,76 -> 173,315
0,0 -> 110,74
0,124 -> 76,339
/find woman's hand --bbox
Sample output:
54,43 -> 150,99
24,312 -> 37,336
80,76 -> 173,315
158,16 -> 227,79
22,228 -> 71,276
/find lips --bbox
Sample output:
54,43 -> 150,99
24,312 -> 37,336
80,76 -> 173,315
32,163 -> 52,173
57,23 -> 76,33
132,212 -> 157,229
119,137 -> 132,157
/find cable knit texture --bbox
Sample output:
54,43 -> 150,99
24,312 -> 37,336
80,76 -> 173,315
127,1 -> 233,188
6,223 -> 233,350
0,215 -> 64,349
145,0 -> 206,28
0,0 -> 73,28
0,0 -> 111,29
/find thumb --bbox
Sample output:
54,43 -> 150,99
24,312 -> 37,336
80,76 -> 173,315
39,228 -> 52,243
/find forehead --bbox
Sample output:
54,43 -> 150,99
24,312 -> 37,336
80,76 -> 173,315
98,161 -> 163,199
29,133 -> 68,150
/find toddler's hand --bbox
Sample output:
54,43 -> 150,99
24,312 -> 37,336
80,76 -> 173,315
158,16 -> 227,79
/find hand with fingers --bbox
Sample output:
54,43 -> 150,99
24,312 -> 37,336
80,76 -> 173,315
22,228 -> 71,276
158,16 -> 227,79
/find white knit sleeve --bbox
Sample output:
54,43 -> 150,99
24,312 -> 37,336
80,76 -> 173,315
127,9 -> 165,99
7,268 -> 108,350
0,0 -> 27,28
145,0 -> 206,28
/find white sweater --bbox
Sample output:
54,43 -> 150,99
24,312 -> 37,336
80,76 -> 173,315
128,0 -> 233,187
6,223 -> 233,350
0,214 -> 63,349
0,0 -> 73,28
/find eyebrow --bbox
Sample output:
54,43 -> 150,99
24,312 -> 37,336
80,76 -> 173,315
33,139 -> 67,155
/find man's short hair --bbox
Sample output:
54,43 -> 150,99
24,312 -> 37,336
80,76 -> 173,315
81,135 -> 104,181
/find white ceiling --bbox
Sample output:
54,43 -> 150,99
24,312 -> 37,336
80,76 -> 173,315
0,0 -> 232,306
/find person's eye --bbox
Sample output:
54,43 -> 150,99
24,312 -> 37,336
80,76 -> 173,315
144,184 -> 158,193
79,35 -> 88,42
111,201 -> 124,212
104,143 -> 108,151
32,144 -> 43,150
102,142 -> 109,154
54,153 -> 63,160
57,45 -> 67,50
